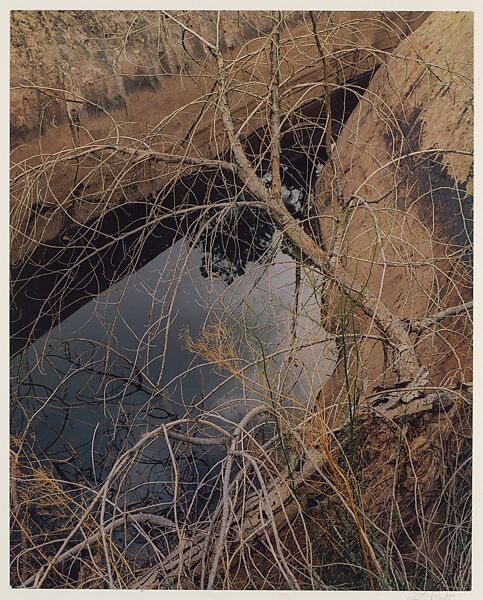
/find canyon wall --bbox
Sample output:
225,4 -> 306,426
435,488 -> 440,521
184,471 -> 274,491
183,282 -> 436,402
10,10 -> 428,263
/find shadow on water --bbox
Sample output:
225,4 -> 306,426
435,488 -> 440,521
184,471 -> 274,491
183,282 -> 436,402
10,74 -> 373,529
10,72 -> 372,355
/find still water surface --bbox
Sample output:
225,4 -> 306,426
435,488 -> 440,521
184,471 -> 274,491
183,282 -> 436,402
11,236 -> 335,500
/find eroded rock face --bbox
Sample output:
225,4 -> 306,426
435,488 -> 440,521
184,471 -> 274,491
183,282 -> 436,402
10,11 -> 428,263
315,11 -> 473,391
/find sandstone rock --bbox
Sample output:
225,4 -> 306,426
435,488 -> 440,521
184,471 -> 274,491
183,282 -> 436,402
315,11 -> 472,389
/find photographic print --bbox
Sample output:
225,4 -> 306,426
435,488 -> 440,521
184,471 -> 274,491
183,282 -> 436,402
9,9 -> 473,591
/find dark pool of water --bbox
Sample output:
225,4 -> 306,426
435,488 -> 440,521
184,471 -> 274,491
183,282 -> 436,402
10,74 -> 371,518
11,238 -> 335,510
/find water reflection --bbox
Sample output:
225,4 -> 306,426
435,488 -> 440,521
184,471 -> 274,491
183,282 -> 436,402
11,236 -> 335,498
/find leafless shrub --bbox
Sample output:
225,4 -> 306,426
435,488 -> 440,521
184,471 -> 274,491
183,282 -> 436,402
10,10 -> 472,590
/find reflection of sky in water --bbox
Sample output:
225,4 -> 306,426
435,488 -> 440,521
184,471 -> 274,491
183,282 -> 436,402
11,238 -> 336,494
